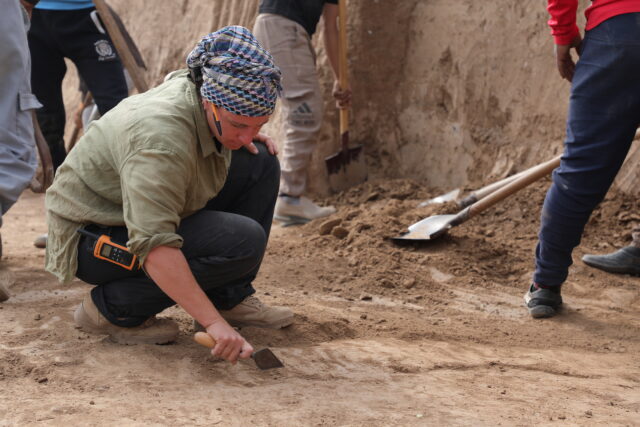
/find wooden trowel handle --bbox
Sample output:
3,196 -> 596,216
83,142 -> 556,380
194,331 -> 216,348
338,0 -> 349,138
465,155 -> 561,219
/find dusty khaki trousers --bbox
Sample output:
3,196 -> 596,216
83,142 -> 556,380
0,1 -> 39,226
253,13 -> 324,197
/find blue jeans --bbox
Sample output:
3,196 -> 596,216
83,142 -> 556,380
534,13 -> 640,286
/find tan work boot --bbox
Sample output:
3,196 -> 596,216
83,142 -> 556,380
274,195 -> 336,226
218,295 -> 293,329
0,282 -> 9,302
74,293 -> 178,345
0,254 -> 11,302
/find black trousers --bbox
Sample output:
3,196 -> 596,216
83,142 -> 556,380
76,144 -> 280,327
28,7 -> 128,170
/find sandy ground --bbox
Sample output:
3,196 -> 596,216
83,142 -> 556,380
1,179 -> 639,426
5,1 -> 639,425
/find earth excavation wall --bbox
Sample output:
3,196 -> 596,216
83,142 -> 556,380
63,0 -> 640,195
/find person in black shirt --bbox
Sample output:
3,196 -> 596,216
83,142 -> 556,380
254,0 -> 351,225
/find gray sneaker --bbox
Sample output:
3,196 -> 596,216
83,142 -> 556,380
74,293 -> 178,345
274,195 -> 336,226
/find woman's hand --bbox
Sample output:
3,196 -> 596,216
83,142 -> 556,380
246,132 -> 278,155
205,320 -> 254,364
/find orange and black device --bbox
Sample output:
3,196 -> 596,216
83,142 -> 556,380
77,228 -> 139,270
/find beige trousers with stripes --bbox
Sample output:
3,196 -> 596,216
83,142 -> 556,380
253,13 -> 324,197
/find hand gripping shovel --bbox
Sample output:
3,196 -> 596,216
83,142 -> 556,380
393,155 -> 561,242
194,332 -> 284,370
325,0 -> 367,192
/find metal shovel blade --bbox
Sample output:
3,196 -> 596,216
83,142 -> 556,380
326,142 -> 367,193
417,189 -> 461,208
392,214 -> 457,242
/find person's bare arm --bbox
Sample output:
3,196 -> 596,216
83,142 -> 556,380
555,35 -> 582,82
19,0 -> 35,18
144,245 -> 253,363
322,3 -> 352,108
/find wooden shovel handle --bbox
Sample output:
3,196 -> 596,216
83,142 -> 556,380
458,160 -> 549,208
466,155 -> 561,219
338,0 -> 349,137
194,331 -> 216,348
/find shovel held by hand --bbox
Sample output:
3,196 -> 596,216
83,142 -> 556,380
193,332 -> 284,370
325,0 -> 367,192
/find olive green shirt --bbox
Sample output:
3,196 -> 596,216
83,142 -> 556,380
45,69 -> 232,283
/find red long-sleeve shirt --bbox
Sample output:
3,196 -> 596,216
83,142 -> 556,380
548,0 -> 640,44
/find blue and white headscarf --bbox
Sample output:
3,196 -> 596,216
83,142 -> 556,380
186,26 -> 282,117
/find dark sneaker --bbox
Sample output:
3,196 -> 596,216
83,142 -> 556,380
582,246 -> 640,275
524,284 -> 562,318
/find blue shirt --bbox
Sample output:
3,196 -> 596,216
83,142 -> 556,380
36,0 -> 94,10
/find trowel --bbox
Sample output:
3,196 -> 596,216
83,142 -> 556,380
194,332 -> 284,370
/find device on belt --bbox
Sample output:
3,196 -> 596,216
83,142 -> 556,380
77,228 -> 139,270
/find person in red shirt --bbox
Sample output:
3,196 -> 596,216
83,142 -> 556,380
525,0 -> 640,318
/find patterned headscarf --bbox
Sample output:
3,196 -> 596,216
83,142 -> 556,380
186,26 -> 282,117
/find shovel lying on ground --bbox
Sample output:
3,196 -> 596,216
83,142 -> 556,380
417,188 -> 461,207
393,155 -> 562,242
194,332 -> 284,370
418,159 -> 552,208
325,0 -> 367,193
455,162 -> 547,208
